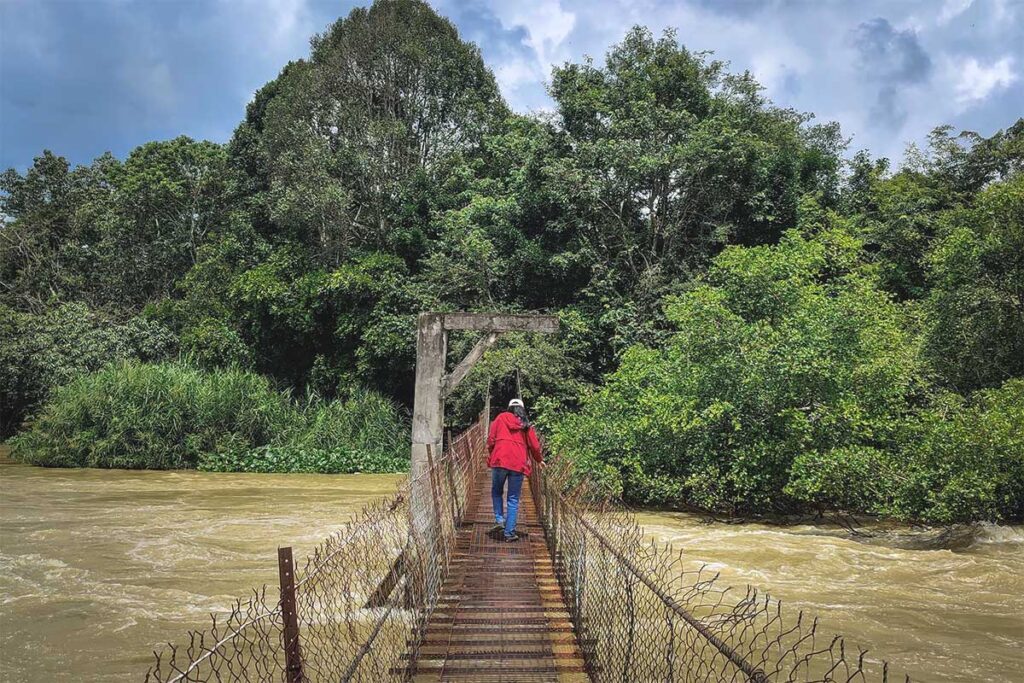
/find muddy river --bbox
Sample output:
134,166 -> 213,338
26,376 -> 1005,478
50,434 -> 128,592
0,459 -> 402,681
636,511 -> 1023,682
1,458 -> 1021,681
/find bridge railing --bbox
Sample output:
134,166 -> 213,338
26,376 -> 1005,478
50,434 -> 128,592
145,412 -> 488,683
530,454 -> 912,683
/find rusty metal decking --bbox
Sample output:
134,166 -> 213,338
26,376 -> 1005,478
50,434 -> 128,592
403,467 -> 591,682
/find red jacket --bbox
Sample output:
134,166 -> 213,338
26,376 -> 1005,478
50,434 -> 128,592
487,411 -> 543,476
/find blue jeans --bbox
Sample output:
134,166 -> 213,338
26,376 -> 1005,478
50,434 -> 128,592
491,467 -> 524,538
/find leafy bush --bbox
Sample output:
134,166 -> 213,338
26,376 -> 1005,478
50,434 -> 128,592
10,362 -> 295,469
887,380 -> 1024,523
200,443 -> 404,475
180,317 -> 253,368
924,175 -> 1024,392
195,385 -> 411,473
289,388 -> 408,467
11,361 -> 410,474
552,220 -> 1024,523
0,303 -> 177,436
551,225 -> 924,514
785,446 -> 891,513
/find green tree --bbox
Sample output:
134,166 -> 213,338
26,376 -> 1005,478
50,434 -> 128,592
925,174 -> 1024,391
94,137 -> 235,307
539,27 -> 846,367
0,303 -> 176,435
552,223 -> 923,513
852,121 -> 1023,301
1,139 -> 234,312
889,380 -> 1024,523
239,0 -> 507,263
547,28 -> 843,282
1,151 -> 98,310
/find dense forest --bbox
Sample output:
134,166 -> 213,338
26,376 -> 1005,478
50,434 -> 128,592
2,0 -> 1021,524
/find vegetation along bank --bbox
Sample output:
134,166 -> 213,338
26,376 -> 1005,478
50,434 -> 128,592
2,0 -> 1021,523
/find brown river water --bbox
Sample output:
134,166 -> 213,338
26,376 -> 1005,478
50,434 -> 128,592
1,457 -> 1022,682
0,459 -> 403,682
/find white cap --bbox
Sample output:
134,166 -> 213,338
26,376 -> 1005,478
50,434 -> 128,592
508,398 -> 525,409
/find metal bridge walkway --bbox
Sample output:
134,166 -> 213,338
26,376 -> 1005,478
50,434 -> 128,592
403,466 -> 590,681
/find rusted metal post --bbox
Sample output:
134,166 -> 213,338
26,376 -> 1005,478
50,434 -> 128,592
425,445 -> 447,551
445,447 -> 462,524
278,546 -> 304,683
365,550 -> 406,608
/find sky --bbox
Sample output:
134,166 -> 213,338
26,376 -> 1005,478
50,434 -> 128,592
1,0 -> 1021,172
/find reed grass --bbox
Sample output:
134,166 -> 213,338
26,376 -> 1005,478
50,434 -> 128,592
11,361 -> 409,473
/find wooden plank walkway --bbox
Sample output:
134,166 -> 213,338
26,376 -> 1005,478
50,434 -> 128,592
407,467 -> 591,681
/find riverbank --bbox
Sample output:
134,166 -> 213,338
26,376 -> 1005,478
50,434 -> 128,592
6,362 -> 410,474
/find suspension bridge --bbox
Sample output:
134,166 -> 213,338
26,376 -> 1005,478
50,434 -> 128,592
145,313 -> 911,682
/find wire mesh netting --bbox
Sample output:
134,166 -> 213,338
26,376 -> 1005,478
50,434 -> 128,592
145,413 -> 487,682
530,454 -> 913,683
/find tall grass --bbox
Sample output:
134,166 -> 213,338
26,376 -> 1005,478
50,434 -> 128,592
11,362 -> 409,473
202,389 -> 410,474
293,388 -> 410,471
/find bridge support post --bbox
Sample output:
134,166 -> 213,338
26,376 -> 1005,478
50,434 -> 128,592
410,312 -> 559,545
278,546 -> 304,683
411,313 -> 447,544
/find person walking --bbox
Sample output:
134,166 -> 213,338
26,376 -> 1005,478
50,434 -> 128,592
487,398 -> 543,542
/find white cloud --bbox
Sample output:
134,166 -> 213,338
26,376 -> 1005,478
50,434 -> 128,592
479,1 -> 578,110
488,1 -> 577,71
4,0 -> 1021,170
494,56 -> 537,92
212,0 -> 318,109
749,43 -> 810,94
937,0 -> 973,24
953,56 -> 1017,106
261,0 -> 313,52
223,0 -> 314,57
992,0 -> 1014,21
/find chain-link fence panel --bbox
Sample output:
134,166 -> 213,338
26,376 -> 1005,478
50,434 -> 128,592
531,455 -> 912,683
146,414 -> 488,683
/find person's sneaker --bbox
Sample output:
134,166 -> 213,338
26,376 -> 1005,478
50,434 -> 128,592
490,523 -> 504,534
504,533 -> 520,543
